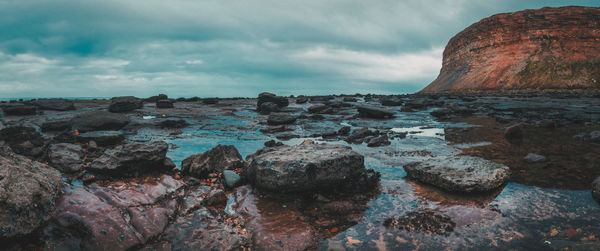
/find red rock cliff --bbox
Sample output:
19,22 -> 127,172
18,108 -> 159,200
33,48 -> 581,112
421,6 -> 600,93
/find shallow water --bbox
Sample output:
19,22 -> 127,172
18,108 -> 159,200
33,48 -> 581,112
153,101 -> 600,250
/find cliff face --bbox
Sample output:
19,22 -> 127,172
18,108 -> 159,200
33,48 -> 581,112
421,6 -> 600,93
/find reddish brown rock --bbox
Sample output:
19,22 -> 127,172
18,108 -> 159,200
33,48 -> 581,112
422,6 -> 600,93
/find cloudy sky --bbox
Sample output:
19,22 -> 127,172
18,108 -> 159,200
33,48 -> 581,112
1,0 -> 598,98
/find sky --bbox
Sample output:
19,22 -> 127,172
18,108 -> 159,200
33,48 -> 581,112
0,0 -> 598,98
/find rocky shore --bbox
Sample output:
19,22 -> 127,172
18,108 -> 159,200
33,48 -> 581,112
1,92 -> 599,250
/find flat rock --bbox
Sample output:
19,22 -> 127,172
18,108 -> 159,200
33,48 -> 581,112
71,111 -> 130,132
182,145 -> 244,178
246,143 -> 366,192
1,104 -> 37,115
404,156 -> 510,193
156,99 -> 174,108
0,144 -> 62,238
78,130 -> 125,146
108,96 -> 143,113
33,98 -> 75,111
356,105 -> 394,119
47,143 -> 83,173
89,141 -> 171,177
41,118 -> 72,132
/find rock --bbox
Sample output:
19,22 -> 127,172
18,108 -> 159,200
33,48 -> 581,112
421,6 -> 600,93
71,111 -> 130,132
259,102 -> 280,115
524,153 -> 546,163
308,104 -> 331,114
404,156 -> 510,193
51,175 -> 182,250
89,141 -> 171,177
356,105 -> 394,119
296,96 -> 308,104
33,98 -> 75,111
345,127 -> 378,144
182,145 -> 244,178
367,135 -> 391,147
246,143 -> 366,192
592,177 -> 600,203
41,119 -> 72,132
0,126 -> 45,156
257,92 -> 289,112
156,99 -> 174,108
380,97 -> 403,106
144,94 -> 169,102
337,126 -> 351,136
0,144 -> 62,239
267,113 -> 297,125
343,97 -> 358,102
504,124 -> 523,141
384,210 -> 456,235
77,131 -> 125,146
108,96 -> 143,113
47,143 -> 82,173
1,104 -> 37,115
202,98 -> 219,104
223,170 -> 241,188
157,119 -> 189,129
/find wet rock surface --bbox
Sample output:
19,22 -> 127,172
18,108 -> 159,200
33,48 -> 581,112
47,143 -> 83,173
89,141 -> 171,177
404,156 -> 510,193
182,144 -> 244,178
246,143 -> 368,192
33,98 -> 75,111
71,110 -> 130,132
1,93 -> 600,250
108,96 -> 143,113
0,144 -> 62,239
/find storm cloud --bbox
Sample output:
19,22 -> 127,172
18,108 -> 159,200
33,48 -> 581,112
0,0 -> 597,98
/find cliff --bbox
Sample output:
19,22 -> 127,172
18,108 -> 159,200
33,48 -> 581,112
421,6 -> 600,93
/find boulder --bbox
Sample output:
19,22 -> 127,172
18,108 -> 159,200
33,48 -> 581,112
267,113 -> 297,125
223,170 -> 241,188
89,141 -> 171,177
71,111 -> 130,132
308,104 -> 331,114
356,105 -> 394,119
156,99 -> 174,108
182,145 -> 244,178
343,97 -> 358,102
77,131 -> 125,146
246,143 -> 366,192
1,104 -> 37,115
296,96 -> 308,104
0,126 -> 45,156
157,119 -> 189,129
404,156 -> 510,193
144,94 -> 169,103
108,96 -> 143,113
257,92 -> 289,111
33,98 -> 75,111
47,143 -> 83,173
0,144 -> 62,238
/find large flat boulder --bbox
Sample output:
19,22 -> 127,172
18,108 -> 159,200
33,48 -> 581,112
71,111 -> 130,132
246,143 -> 366,192
404,156 -> 510,193
0,144 -> 62,239
182,145 -> 244,178
89,141 -> 172,177
257,92 -> 289,113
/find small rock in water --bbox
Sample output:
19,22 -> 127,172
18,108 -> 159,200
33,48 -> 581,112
504,124 -> 523,141
223,170 -> 241,188
384,209 -> 456,235
356,105 -> 394,119
404,156 -> 510,193
524,153 -> 546,163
